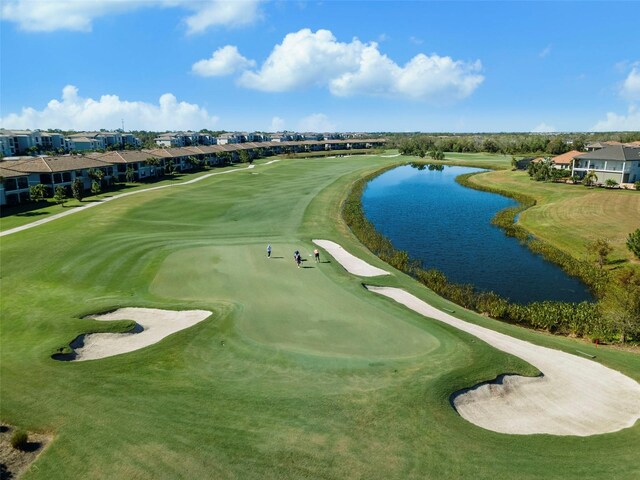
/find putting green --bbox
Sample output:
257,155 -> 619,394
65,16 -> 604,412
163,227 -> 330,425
151,244 -> 439,358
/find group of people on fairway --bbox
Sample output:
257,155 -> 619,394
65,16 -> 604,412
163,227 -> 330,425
266,244 -> 320,267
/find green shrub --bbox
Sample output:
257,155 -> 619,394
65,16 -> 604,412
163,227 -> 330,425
627,228 -> 640,259
11,429 -> 28,450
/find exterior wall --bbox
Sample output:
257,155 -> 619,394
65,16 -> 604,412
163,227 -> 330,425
0,175 -> 30,205
625,161 -> 640,183
13,135 -> 33,155
70,138 -> 106,151
0,136 -> 14,156
573,158 -> 627,184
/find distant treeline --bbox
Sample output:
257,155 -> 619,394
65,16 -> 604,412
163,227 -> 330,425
342,164 -> 639,343
391,132 -> 640,157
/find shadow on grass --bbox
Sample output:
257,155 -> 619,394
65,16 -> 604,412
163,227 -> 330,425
1,202 -> 49,218
15,211 -> 48,218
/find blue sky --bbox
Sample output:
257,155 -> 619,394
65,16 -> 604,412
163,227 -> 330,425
1,1 -> 639,132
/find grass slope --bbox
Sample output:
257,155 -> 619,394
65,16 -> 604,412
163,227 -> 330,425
469,169 -> 640,266
1,155 -> 639,479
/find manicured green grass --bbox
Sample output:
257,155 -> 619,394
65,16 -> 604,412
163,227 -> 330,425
402,151 -> 514,170
0,163 -> 252,232
469,169 -> 640,267
1,154 -> 639,479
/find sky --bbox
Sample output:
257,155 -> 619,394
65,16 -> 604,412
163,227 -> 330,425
1,0 -> 639,133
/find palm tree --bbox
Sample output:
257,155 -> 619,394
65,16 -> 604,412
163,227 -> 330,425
583,170 -> 598,187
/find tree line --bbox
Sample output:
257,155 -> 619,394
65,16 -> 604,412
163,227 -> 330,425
393,132 -> 640,157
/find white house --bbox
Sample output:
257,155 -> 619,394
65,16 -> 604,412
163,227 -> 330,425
572,145 -> 640,185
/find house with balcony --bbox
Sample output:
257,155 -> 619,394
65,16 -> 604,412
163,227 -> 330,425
96,150 -> 165,181
217,133 -> 242,145
0,155 -> 115,205
154,133 -> 184,148
68,134 -> 106,152
0,164 -> 31,205
0,130 -> 34,155
550,150 -> 582,170
572,145 -> 640,185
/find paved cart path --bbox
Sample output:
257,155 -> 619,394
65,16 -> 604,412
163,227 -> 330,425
1,160 -> 279,238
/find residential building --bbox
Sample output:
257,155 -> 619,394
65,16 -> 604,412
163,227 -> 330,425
572,145 -> 640,185
96,150 -> 164,181
550,150 -> 582,170
0,155 -> 115,205
217,133 -> 241,145
68,134 -> 106,152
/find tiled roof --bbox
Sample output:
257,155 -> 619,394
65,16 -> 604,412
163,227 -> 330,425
96,150 -> 162,164
0,165 -> 29,178
0,156 -> 113,173
551,150 -> 582,165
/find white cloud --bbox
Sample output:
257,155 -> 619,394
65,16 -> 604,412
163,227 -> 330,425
183,0 -> 263,35
0,85 -> 219,131
409,36 -> 424,45
0,0 -> 263,34
238,28 -> 483,102
539,44 -> 552,58
620,66 -> 640,102
591,105 -> 640,131
531,122 -> 556,133
269,116 -> 285,132
239,29 -> 367,92
297,113 -> 335,132
192,46 -> 255,77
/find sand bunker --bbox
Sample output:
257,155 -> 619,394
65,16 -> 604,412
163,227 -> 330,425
312,239 -> 390,277
366,286 -> 640,436
58,307 -> 211,361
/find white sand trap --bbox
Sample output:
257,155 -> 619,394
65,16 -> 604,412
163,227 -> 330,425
312,239 -> 390,277
367,286 -> 640,436
70,307 -> 211,361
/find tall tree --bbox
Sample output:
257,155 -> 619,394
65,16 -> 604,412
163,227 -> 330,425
71,178 -> 84,201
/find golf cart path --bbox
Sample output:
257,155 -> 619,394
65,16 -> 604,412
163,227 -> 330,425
1,160 -> 279,238
315,239 -> 640,436
62,308 -> 212,361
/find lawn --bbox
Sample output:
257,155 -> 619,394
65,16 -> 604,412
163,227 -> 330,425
468,169 -> 640,266
1,154 -> 639,479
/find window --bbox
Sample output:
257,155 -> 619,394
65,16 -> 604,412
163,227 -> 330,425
4,178 -> 17,191
62,172 -> 71,182
17,177 -> 28,189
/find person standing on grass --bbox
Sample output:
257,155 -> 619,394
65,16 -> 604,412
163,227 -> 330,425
296,253 -> 302,268
314,248 -> 320,263
267,244 -> 272,258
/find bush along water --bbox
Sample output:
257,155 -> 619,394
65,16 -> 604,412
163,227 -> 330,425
343,166 -> 630,343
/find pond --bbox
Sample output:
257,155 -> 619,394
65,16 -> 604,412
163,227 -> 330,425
361,165 -> 593,304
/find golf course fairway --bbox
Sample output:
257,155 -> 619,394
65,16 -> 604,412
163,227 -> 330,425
1,155 -> 639,479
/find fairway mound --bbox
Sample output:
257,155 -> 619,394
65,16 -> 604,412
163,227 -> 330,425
55,308 -> 211,361
312,240 -> 390,277
366,286 -> 640,436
